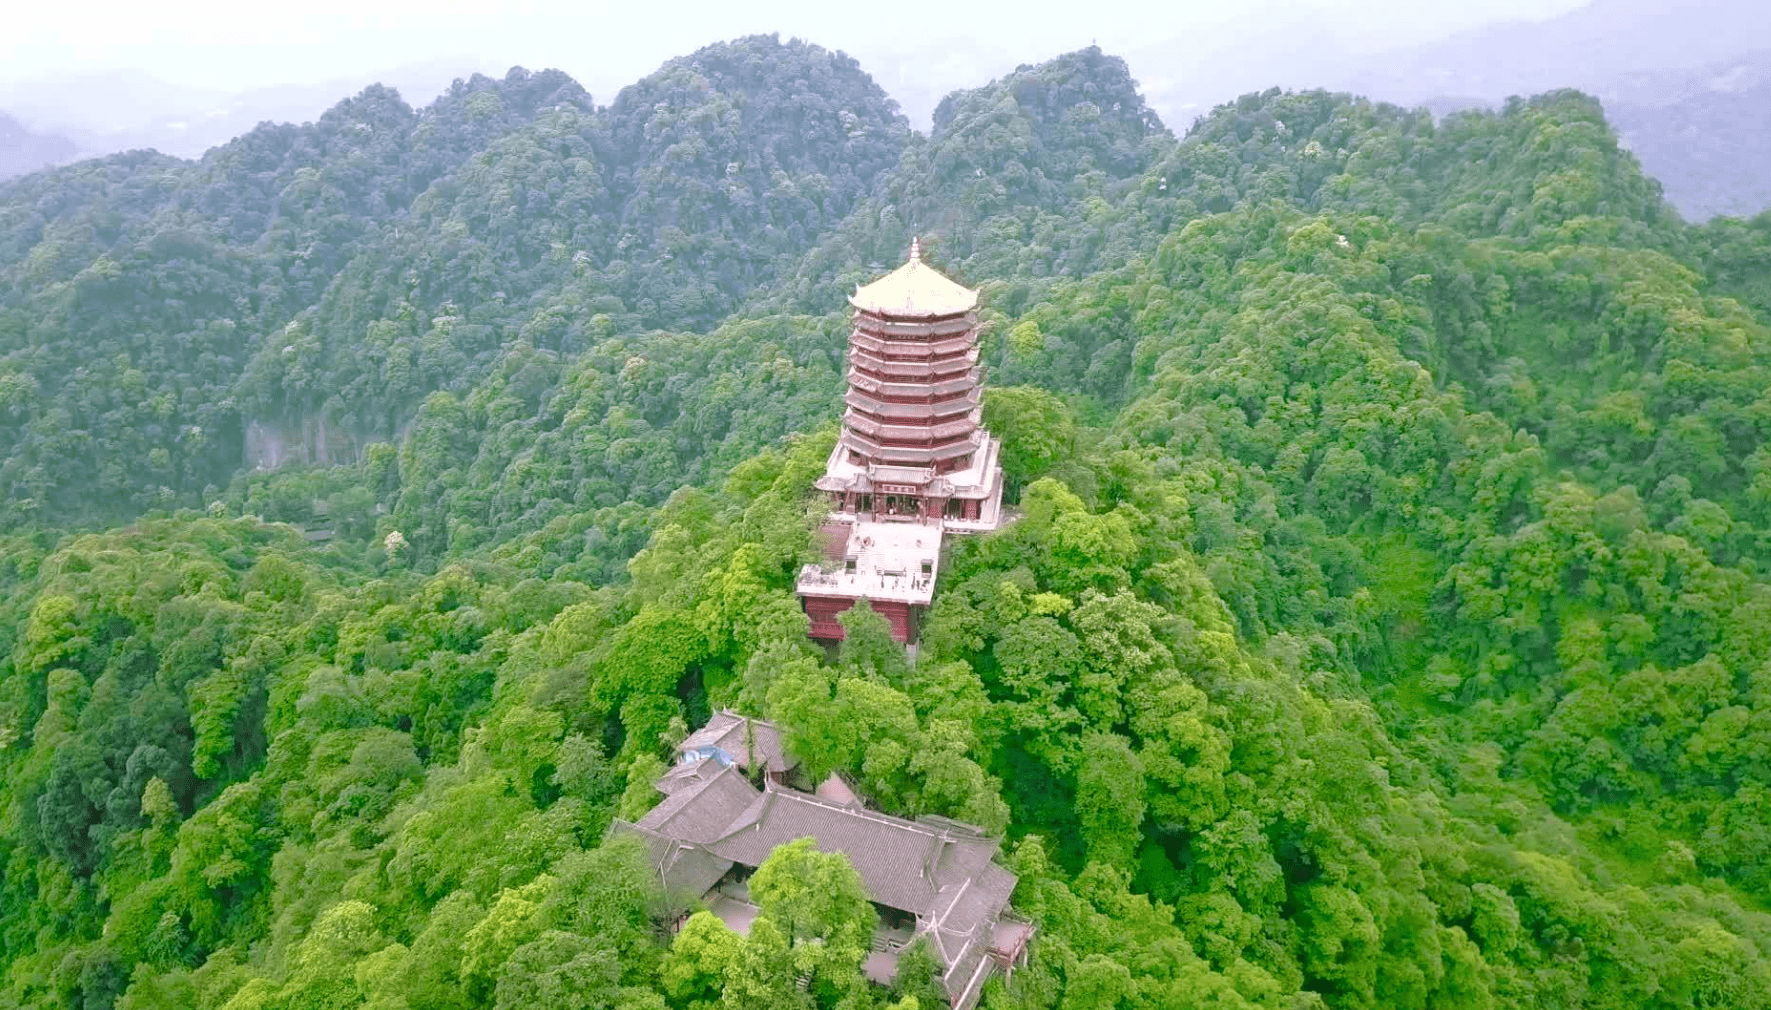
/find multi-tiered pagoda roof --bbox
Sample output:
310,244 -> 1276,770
796,242 -> 1006,644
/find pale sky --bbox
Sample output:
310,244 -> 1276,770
5,0 -> 1587,94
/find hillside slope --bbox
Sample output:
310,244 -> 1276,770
0,36 -> 910,531
2,40 -> 1771,1010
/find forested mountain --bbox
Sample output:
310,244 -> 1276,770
762,47 -> 1173,309
0,37 -> 908,531
4,32 -> 1771,1010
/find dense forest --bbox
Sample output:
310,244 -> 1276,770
2,32 -> 1771,1010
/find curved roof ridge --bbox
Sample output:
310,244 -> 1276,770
709,781 -> 776,843
765,781 -> 960,840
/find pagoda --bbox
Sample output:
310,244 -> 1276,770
795,241 -> 1006,644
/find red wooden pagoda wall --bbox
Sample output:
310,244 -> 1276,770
803,595 -> 917,644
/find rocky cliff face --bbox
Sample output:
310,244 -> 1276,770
244,415 -> 371,470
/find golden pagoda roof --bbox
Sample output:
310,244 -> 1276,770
849,239 -> 979,318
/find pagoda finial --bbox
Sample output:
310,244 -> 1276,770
909,236 -> 921,262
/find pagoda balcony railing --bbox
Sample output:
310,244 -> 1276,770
853,305 -> 972,324
846,429 -> 977,450
844,409 -> 980,444
850,326 -> 978,350
848,367 -> 981,399
849,350 -> 976,372
850,348 -> 979,378
850,364 -> 976,388
845,426 -> 978,450
847,405 -> 976,427
849,343 -> 976,365
844,439 -> 979,464
845,390 -> 979,420
849,330 -> 976,359
851,310 -> 977,338
851,322 -> 977,342
868,462 -> 936,483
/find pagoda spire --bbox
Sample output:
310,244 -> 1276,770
909,236 -> 921,262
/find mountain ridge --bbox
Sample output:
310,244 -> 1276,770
2,30 -> 1771,1010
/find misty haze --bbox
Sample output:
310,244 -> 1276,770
2,3 -> 1771,1010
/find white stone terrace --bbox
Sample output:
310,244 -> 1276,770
795,521 -> 940,606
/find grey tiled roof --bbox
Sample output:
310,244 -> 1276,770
617,713 -> 1029,1010
932,861 -> 1020,997
678,710 -> 796,774
656,759 -> 706,795
706,784 -> 999,917
700,782 -> 1021,1006
637,760 -> 762,845
611,821 -> 734,902
663,841 -> 734,898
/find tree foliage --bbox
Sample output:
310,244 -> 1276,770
0,33 -> 1769,1010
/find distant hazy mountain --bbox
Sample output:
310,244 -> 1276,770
0,110 -> 76,180
0,58 -> 484,161
1609,68 -> 1771,220
1316,0 -> 1771,220
1036,0 -> 1771,219
1332,0 -> 1771,106
1373,47 -> 1771,221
